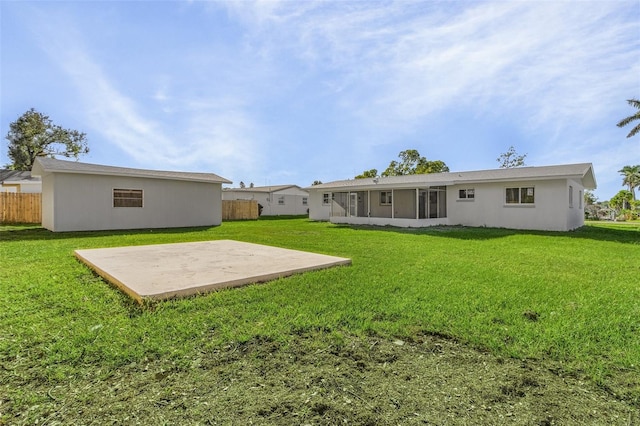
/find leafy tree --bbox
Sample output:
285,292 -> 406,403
616,98 -> 640,138
355,169 -> 378,179
239,181 -> 246,189
610,190 -> 633,211
5,108 -> 89,170
583,190 -> 597,206
311,180 -> 323,186
381,149 -> 449,177
249,182 -> 254,188
496,146 -> 527,168
618,165 -> 640,200
415,159 -> 449,174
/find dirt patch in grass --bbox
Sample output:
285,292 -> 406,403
2,332 -> 637,425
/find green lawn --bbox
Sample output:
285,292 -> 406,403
1,218 -> 638,423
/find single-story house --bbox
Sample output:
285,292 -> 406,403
222,185 -> 309,216
307,163 -> 596,232
0,170 -> 42,193
31,157 -> 231,232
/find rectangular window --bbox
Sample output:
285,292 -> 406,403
278,196 -> 285,205
458,188 -> 475,199
322,193 -> 330,205
113,189 -> 143,208
505,187 -> 534,204
302,197 -> 308,205
380,191 -> 392,205
569,185 -> 574,208
579,190 -> 583,209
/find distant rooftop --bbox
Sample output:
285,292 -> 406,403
0,170 -> 39,183
224,184 -> 304,193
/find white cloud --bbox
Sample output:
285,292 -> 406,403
25,6 -> 262,177
222,1 -> 639,134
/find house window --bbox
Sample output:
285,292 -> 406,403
459,188 -> 475,199
569,185 -> 574,208
322,193 -> 330,205
505,187 -> 534,204
302,197 -> 308,205
380,191 -> 392,205
278,196 -> 285,205
113,189 -> 143,207
579,190 -> 583,209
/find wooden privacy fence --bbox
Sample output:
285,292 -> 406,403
222,200 -> 259,221
0,192 -> 42,224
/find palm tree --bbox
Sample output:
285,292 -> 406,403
618,165 -> 640,200
617,98 -> 640,138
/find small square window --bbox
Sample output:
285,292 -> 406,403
322,193 -> 330,205
506,188 -> 520,204
380,191 -> 392,205
302,197 -> 308,205
521,187 -> 535,204
459,188 -> 475,199
278,196 -> 285,205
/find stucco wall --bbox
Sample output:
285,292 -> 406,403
41,174 -> 55,231
448,179 -> 582,231
393,189 -> 417,219
45,173 -> 222,232
309,190 -> 331,220
223,189 -> 309,216
369,190 -> 392,218
309,178 -> 586,231
566,178 -> 586,230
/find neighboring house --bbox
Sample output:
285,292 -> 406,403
0,170 -> 42,193
307,163 -> 596,232
223,185 -> 309,216
31,157 -> 231,232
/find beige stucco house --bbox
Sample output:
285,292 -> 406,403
0,170 -> 42,193
307,163 -> 596,232
223,185 -> 309,216
31,157 -> 231,232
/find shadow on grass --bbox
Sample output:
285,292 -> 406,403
334,222 -> 640,245
2,218 -> 637,245
0,225 -> 219,242
256,215 -> 310,221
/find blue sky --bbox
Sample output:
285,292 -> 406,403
1,1 -> 638,200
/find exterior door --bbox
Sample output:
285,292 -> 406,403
429,190 -> 438,218
349,193 -> 357,217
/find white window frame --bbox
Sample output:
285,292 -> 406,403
458,188 -> 475,200
579,190 -> 583,209
505,186 -> 535,205
322,193 -> 330,205
569,185 -> 574,208
278,196 -> 285,205
302,197 -> 308,206
380,191 -> 392,206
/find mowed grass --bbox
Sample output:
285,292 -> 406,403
1,218 -> 639,420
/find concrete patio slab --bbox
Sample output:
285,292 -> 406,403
75,240 -> 351,303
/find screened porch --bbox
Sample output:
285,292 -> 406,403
329,187 -> 447,225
